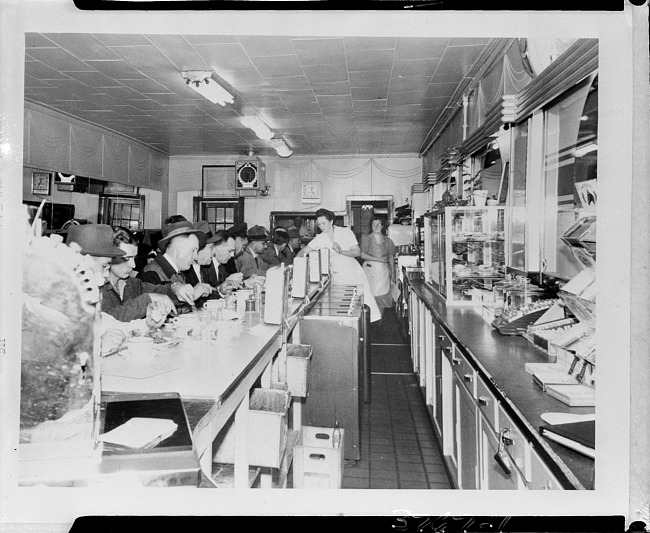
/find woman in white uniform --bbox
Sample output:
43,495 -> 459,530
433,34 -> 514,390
360,217 -> 396,315
298,208 -> 381,323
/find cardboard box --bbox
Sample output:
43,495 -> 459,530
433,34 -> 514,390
293,425 -> 344,489
286,344 -> 313,398
213,388 -> 291,469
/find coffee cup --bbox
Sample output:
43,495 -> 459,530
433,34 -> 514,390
126,336 -> 155,360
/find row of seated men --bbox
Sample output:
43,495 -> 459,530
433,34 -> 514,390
97,215 -> 303,324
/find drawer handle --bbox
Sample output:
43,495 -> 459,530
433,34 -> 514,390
478,396 -> 489,406
500,428 -> 514,447
463,374 -> 473,383
451,358 -> 461,366
438,335 -> 445,341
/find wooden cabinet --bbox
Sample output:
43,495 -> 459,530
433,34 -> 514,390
529,448 -> 563,490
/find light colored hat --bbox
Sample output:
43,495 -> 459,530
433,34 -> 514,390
158,220 -> 206,253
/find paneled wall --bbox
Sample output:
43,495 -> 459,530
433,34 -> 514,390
23,102 -> 168,190
169,154 -> 422,227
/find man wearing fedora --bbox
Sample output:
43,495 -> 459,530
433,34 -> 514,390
66,224 -> 168,333
205,233 -> 244,293
138,218 -> 211,307
235,225 -> 271,279
259,227 -> 293,268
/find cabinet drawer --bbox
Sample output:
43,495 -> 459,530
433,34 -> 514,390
528,448 -> 563,490
450,349 -> 475,397
476,377 -> 498,430
497,405 -> 530,481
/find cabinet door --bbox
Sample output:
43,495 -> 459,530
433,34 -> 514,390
441,355 -> 458,483
456,375 -> 479,489
432,323 -> 446,439
529,448 -> 563,490
479,418 -> 520,490
409,292 -> 419,372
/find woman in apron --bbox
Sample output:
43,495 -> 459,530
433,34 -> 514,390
360,217 -> 396,315
298,208 -> 382,323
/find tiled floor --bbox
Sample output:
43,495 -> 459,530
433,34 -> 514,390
341,308 -> 453,489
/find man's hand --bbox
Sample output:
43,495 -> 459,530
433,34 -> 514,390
193,283 -> 212,299
218,280 -> 237,296
172,282 -> 196,305
244,275 -> 265,289
149,293 -> 177,316
226,272 -> 244,289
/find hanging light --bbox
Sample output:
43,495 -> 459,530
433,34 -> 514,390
269,138 -> 293,158
181,71 -> 234,106
241,116 -> 274,140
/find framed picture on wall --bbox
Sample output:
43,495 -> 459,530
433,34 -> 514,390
31,171 -> 51,195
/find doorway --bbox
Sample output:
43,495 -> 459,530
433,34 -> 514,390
346,196 -> 394,244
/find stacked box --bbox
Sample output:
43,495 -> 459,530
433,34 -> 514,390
213,388 -> 291,469
293,425 -> 344,489
286,344 -> 313,398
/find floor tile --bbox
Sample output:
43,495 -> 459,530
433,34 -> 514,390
343,477 -> 371,489
370,478 -> 398,489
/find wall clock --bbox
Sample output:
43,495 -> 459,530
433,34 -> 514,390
32,172 -> 51,195
301,181 -> 321,204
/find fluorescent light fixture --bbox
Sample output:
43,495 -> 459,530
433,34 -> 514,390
270,138 -> 293,158
241,116 -> 274,140
181,71 -> 234,106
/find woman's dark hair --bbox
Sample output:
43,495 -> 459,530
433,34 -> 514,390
368,216 -> 388,235
112,226 -> 138,246
315,208 -> 335,222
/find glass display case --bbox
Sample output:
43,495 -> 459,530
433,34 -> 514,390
424,206 -> 507,304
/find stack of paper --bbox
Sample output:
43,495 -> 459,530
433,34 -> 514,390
545,384 -> 595,407
99,417 -> 178,450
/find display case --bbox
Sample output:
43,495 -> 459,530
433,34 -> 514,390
424,206 -> 507,305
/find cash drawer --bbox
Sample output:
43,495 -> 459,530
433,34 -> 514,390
476,377 -> 498,430
497,404 -> 530,481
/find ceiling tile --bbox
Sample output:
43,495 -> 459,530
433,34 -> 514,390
395,38 -> 449,60
25,48 -> 91,72
286,103 -> 322,114
352,86 -> 388,100
192,43 -> 254,72
302,63 -> 348,84
278,90 -> 317,104
131,99 -> 168,111
100,85 -> 150,100
220,70 -> 267,88
388,90 -> 428,105
432,60 -> 469,84
110,105 -> 149,116
26,33 -> 57,48
85,60 -> 147,80
389,76 -> 432,93
343,37 -> 396,52
146,35 -> 210,71
237,36 -> 295,57
425,82 -> 458,99
93,34 -> 152,47
449,38 -> 491,47
392,59 -> 440,78
420,96 -> 449,109
292,38 -> 345,66
317,94 -> 353,108
184,35 -> 239,45
386,104 -> 421,117
24,61 -> 73,80
311,81 -> 351,96
46,34 -> 121,61
349,70 -> 391,88
120,78 -> 172,94
346,49 -> 394,72
250,55 -> 303,78
110,45 -> 178,72
267,76 -> 311,91
63,70 -> 124,88
24,76 -> 56,89
353,99 -> 387,111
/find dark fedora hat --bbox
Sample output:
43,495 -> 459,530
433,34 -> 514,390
193,220 -> 222,245
247,225 -> 270,241
158,220 -> 206,253
228,222 -> 248,238
67,224 -> 125,258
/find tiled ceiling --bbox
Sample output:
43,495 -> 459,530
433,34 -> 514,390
24,33 -> 492,157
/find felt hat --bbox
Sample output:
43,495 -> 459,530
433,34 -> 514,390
193,220 -> 222,245
287,227 -> 301,239
67,224 -> 125,258
158,220 -> 206,253
228,222 -> 248,238
247,225 -> 270,241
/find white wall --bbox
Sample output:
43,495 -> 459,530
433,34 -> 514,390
169,154 -> 422,227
